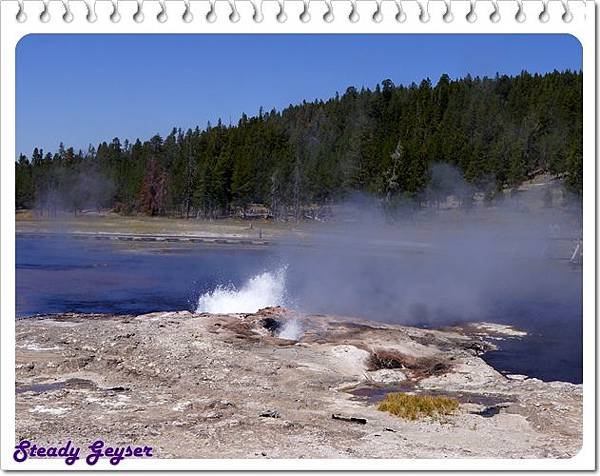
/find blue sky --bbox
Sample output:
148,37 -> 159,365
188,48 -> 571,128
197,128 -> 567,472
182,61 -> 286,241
17,34 -> 581,156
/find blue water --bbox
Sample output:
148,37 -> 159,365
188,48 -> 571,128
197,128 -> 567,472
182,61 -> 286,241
16,237 -> 277,316
16,236 -> 582,383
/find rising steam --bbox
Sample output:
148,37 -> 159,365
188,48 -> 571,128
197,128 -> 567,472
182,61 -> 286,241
194,165 -> 581,333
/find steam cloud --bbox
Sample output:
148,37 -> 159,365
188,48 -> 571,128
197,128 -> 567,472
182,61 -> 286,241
35,168 -> 115,217
274,165 -> 582,326
200,164 -> 581,329
193,163 -> 581,329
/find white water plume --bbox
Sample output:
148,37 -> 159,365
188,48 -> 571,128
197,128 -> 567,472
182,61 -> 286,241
278,318 -> 302,341
196,267 -> 287,314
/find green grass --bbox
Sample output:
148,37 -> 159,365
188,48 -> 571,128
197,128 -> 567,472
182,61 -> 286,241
377,392 -> 459,420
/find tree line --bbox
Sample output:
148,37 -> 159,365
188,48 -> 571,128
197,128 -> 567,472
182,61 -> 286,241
16,70 -> 583,219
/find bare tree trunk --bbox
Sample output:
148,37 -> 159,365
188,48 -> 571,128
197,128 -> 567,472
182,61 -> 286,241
184,143 -> 194,219
293,160 -> 301,222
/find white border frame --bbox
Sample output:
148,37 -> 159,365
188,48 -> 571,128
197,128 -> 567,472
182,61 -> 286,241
1,0 -> 595,470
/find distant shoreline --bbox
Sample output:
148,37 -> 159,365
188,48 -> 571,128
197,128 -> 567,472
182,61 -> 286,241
15,211 -> 294,245
15,210 -> 583,260
16,231 -> 270,247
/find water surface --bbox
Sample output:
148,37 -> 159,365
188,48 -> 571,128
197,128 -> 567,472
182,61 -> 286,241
16,236 -> 582,383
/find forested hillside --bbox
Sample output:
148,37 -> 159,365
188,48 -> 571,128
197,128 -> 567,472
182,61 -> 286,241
16,70 -> 583,219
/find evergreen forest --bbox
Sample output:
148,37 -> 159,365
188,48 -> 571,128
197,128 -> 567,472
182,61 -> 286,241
15,70 -> 583,219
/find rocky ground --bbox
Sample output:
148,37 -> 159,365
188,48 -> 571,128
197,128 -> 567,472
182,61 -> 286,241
15,308 -> 582,459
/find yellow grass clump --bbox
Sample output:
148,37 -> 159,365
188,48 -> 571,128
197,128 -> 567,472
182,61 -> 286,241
377,392 -> 459,420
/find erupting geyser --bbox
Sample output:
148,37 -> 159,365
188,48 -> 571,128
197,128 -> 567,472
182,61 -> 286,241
196,267 -> 287,314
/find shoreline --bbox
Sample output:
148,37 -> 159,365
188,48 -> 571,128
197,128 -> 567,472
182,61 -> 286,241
16,211 -> 583,262
16,212 -> 290,240
16,308 -> 582,458
16,231 -> 271,247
